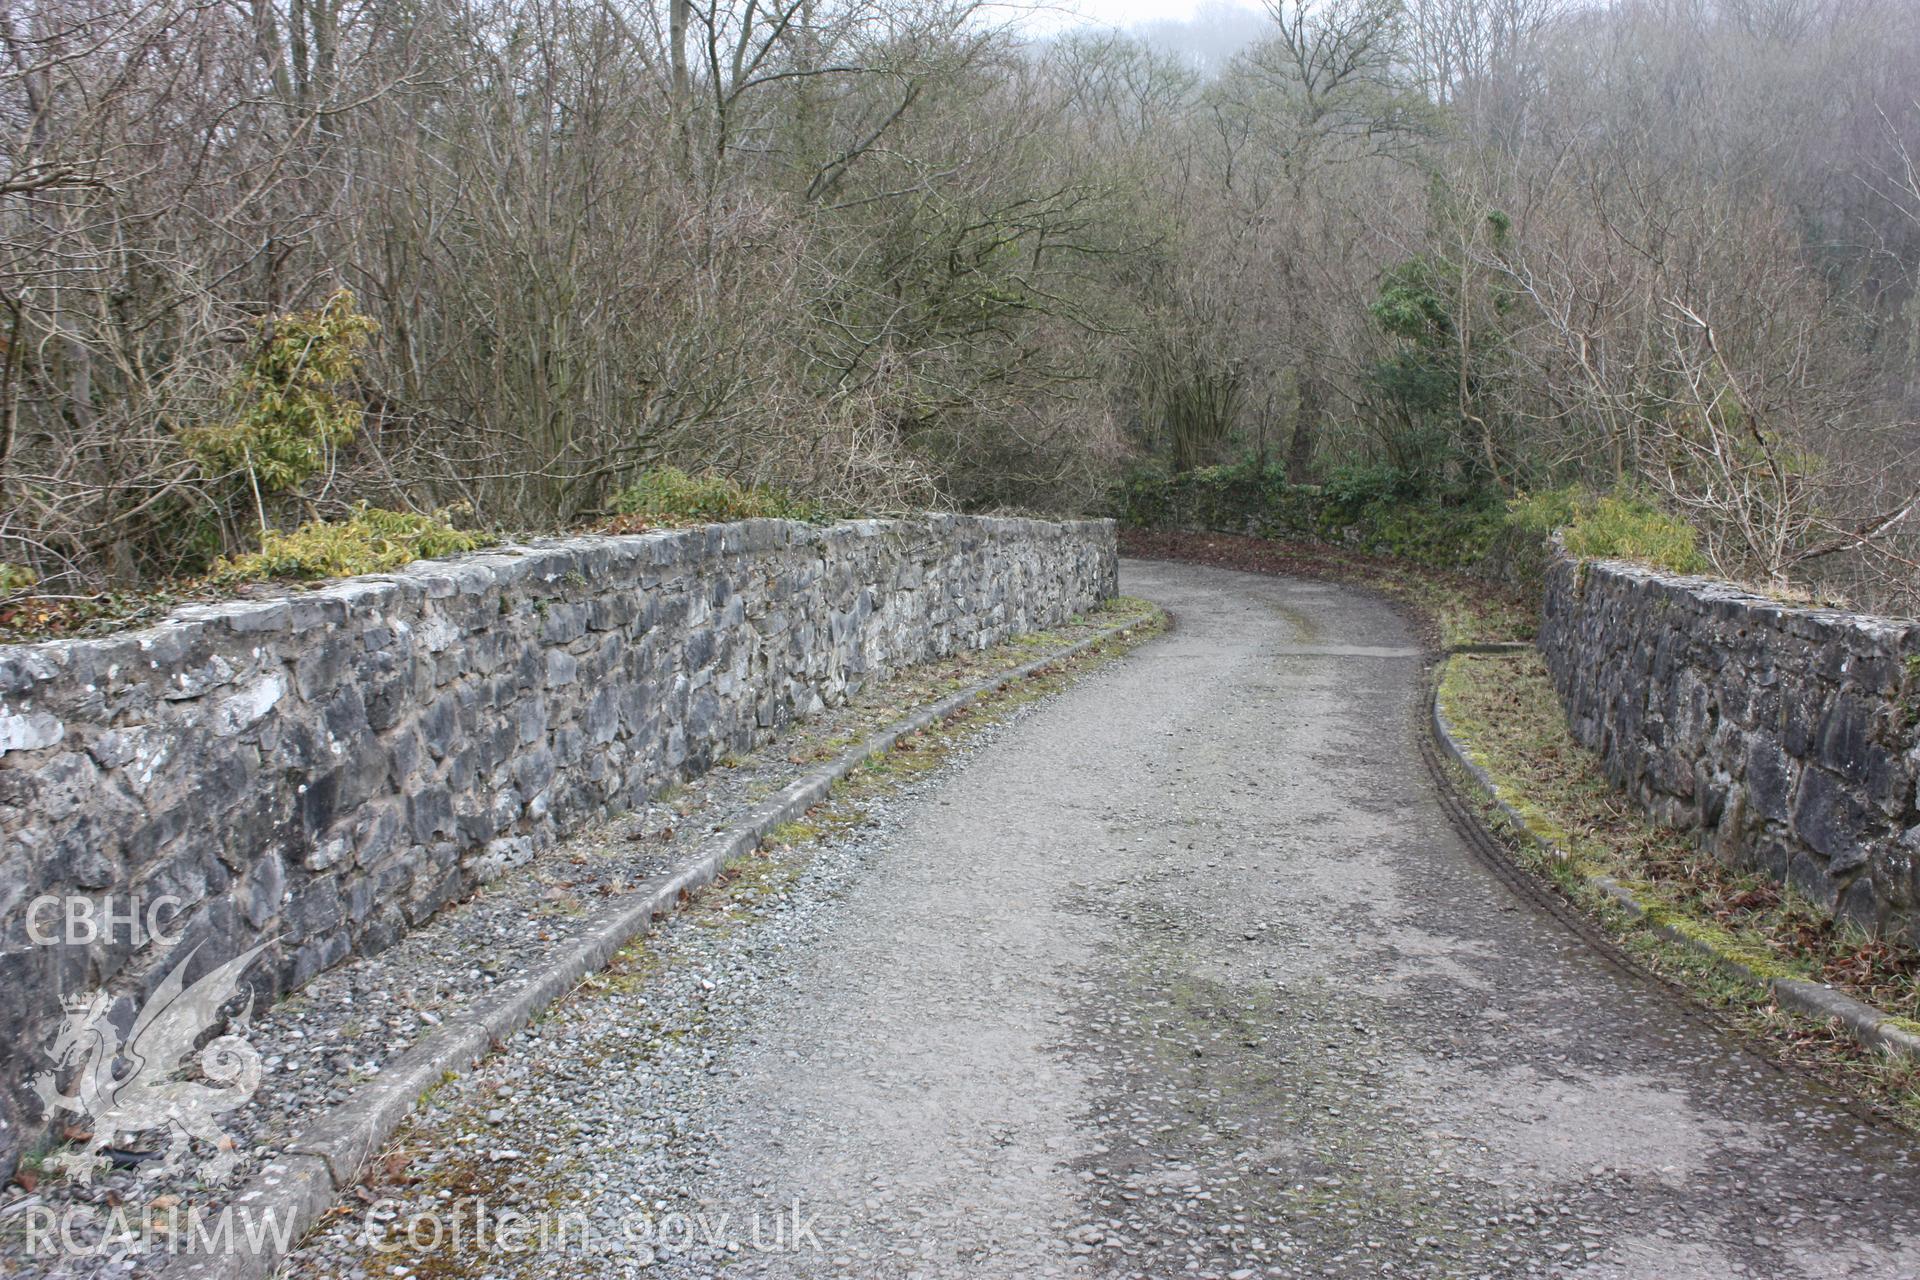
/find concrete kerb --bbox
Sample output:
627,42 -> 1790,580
159,612 -> 1152,1280
1429,654 -> 1920,1069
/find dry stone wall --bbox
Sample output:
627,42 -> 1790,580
1537,551 -> 1920,945
0,515 -> 1116,1173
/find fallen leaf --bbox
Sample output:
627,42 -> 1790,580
380,1150 -> 414,1184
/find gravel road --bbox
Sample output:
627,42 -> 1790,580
285,559 -> 1920,1280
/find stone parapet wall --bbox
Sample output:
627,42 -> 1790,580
0,515 -> 1116,1172
1537,551 -> 1919,943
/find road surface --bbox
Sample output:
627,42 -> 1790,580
287,559 -> 1920,1280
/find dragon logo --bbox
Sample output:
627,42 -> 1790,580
31,941 -> 268,1184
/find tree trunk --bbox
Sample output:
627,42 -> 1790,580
1286,371 -> 1321,483
670,0 -> 692,172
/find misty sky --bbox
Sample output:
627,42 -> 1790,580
1015,0 -> 1268,35
1071,0 -> 1261,23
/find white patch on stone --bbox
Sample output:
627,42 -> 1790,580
470,836 -> 534,882
137,739 -> 172,790
0,708 -> 64,755
305,836 -> 353,872
419,617 -> 460,653
215,672 -> 287,735
164,654 -> 236,699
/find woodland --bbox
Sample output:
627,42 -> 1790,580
4,1 -> 1920,610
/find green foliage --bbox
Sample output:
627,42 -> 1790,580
1317,463 -> 1425,521
1117,461 -> 1178,528
210,504 -> 493,583
0,563 -> 37,592
1351,499 -> 1508,568
186,291 -> 378,496
1316,464 -> 1507,568
1365,259 -> 1482,483
1118,459 -> 1317,539
1116,457 -> 1504,570
1362,213 -> 1526,488
1509,486 -> 1706,574
609,468 -> 826,525
1368,259 -> 1452,343
1120,465 -> 1707,586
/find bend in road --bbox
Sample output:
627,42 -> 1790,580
287,558 -> 1920,1280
